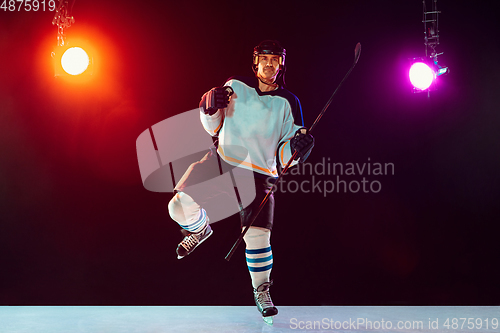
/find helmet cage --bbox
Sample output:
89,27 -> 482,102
253,52 -> 285,67
252,40 -> 286,70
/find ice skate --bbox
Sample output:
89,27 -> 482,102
254,281 -> 278,325
176,223 -> 212,259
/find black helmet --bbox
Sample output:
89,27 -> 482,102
252,40 -> 287,86
253,40 -> 286,67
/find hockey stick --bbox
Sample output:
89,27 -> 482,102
225,43 -> 361,261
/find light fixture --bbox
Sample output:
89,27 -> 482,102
409,0 -> 449,93
409,61 -> 435,91
51,0 -> 93,78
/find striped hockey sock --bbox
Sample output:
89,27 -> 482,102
179,207 -> 208,233
244,228 -> 273,289
168,192 -> 208,234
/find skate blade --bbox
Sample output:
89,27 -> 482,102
263,316 -> 274,325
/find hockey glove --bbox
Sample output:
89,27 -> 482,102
290,128 -> 314,162
200,86 -> 234,115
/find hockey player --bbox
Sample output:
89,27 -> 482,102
167,40 -> 314,323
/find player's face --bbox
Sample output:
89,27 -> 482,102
257,54 -> 280,82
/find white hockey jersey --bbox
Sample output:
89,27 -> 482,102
200,76 -> 304,178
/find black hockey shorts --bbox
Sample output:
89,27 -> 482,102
174,149 -> 275,231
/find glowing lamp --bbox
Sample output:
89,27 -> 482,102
52,40 -> 94,81
409,62 -> 435,91
61,47 -> 90,75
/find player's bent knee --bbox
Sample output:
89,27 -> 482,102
243,226 -> 271,244
168,193 -> 185,223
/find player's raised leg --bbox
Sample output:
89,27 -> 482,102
168,191 -> 212,259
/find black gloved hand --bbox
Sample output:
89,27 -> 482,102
201,86 -> 234,115
290,128 -> 314,162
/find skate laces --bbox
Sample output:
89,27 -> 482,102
255,290 -> 274,309
180,231 -> 202,251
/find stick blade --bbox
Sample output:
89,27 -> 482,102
354,42 -> 361,64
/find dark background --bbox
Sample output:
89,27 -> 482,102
1,0 -> 498,305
